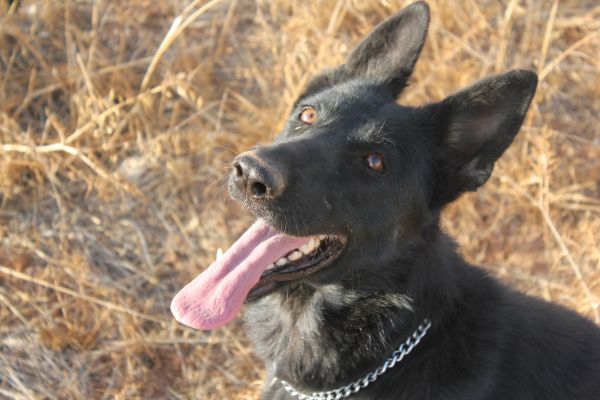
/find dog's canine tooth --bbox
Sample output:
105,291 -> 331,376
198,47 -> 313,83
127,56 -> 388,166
216,248 -> 223,261
276,258 -> 287,267
288,251 -> 302,261
266,263 -> 275,270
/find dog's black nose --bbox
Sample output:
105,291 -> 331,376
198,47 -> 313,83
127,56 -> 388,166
232,153 -> 284,199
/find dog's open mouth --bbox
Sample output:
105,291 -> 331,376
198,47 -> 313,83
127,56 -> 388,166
247,233 -> 346,301
170,219 -> 346,330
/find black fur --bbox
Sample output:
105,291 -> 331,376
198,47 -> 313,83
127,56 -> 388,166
227,2 -> 600,399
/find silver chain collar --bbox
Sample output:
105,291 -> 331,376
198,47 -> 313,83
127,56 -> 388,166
277,318 -> 432,400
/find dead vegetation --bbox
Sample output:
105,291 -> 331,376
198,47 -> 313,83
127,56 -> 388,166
0,0 -> 598,398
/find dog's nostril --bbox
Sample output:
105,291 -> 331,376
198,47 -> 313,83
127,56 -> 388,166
234,163 -> 243,177
251,181 -> 267,197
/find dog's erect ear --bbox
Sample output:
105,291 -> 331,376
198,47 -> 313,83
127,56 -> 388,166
427,70 -> 538,207
345,1 -> 429,96
301,1 -> 430,99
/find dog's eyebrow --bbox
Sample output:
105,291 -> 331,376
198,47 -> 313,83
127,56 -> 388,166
356,121 -> 397,149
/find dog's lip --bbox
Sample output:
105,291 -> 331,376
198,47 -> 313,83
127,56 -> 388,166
246,234 -> 347,301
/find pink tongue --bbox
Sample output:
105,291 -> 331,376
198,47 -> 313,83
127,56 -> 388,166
170,219 -> 310,330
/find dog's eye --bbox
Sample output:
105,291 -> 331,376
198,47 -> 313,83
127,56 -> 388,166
299,106 -> 317,125
363,152 -> 385,173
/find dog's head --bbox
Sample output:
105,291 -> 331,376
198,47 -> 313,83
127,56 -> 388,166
171,1 -> 537,330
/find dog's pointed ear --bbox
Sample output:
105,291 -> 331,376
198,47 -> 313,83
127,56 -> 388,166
426,70 -> 538,207
301,1 -> 429,99
345,1 -> 429,96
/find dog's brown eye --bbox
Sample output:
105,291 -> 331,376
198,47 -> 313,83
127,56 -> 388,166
364,152 -> 385,173
299,106 -> 317,125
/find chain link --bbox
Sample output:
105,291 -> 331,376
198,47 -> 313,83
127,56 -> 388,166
278,318 -> 431,400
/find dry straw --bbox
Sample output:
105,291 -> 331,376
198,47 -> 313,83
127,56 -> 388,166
1,0 -> 599,398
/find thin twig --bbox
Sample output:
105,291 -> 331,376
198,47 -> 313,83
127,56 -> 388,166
140,0 -> 225,91
0,265 -> 167,325
1,142 -> 111,180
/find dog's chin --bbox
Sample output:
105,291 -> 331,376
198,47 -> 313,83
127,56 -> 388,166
245,223 -> 348,303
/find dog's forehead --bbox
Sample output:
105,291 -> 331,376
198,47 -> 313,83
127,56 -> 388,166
301,79 -> 387,111
308,84 -> 412,137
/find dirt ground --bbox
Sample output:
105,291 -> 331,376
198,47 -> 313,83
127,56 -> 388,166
0,0 -> 599,399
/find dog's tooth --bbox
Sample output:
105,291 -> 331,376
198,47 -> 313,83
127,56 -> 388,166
276,258 -> 287,267
319,235 -> 326,240
266,263 -> 274,270
288,251 -> 302,261
300,243 -> 311,255
216,248 -> 223,260
302,242 -> 311,254
308,239 -> 319,253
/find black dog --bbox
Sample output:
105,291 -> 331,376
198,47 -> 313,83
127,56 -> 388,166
171,2 -> 600,398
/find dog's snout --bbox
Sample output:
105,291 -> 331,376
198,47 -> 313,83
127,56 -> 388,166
232,153 -> 284,200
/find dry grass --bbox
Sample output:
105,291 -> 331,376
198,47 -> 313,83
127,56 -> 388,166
0,0 -> 598,398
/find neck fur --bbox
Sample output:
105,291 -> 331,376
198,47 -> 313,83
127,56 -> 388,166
244,227 -> 462,391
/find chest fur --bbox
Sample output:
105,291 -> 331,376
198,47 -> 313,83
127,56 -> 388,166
244,284 -> 412,386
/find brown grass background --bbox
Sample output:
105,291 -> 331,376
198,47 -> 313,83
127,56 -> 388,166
0,0 -> 599,398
